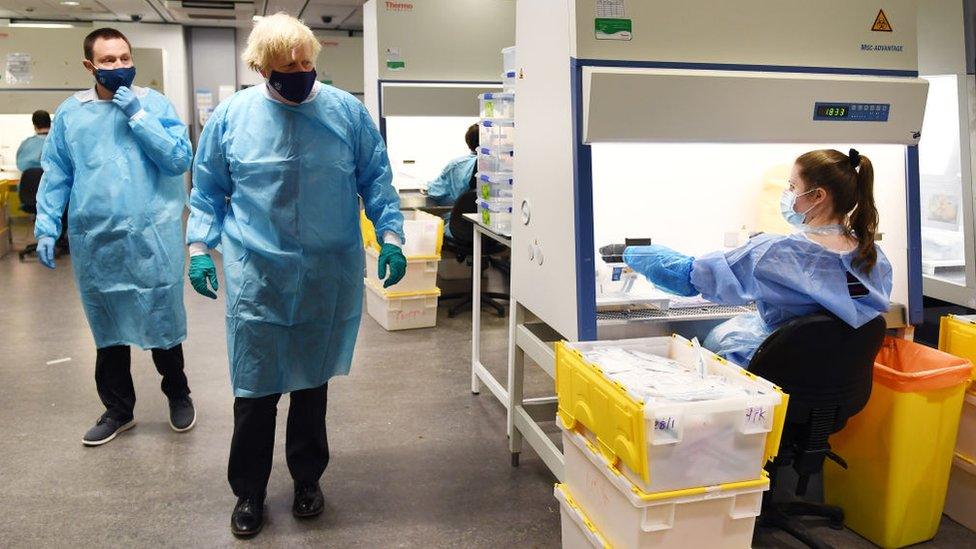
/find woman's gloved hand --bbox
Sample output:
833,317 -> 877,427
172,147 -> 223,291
378,243 -> 407,288
623,244 -> 698,297
188,254 -> 219,299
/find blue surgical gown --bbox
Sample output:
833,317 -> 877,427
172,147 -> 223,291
631,233 -> 893,366
426,153 -> 476,238
16,133 -> 47,172
35,87 -> 192,350
187,83 -> 404,398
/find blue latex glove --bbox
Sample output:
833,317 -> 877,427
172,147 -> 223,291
37,236 -> 56,269
112,86 -> 142,118
377,243 -> 407,288
188,254 -> 219,299
623,244 -> 698,297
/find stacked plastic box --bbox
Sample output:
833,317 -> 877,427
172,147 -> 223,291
553,335 -> 789,548
939,315 -> 976,532
360,210 -> 443,331
476,46 -> 516,234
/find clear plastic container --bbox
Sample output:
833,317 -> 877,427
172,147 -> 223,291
502,70 -> 517,92
479,118 -> 515,149
561,422 -> 768,549
365,247 -> 439,294
477,171 -> 514,199
557,335 -> 786,494
363,279 -> 440,331
502,46 -> 516,74
478,197 -> 513,234
477,146 -> 514,173
479,92 -> 516,119
554,485 -> 610,549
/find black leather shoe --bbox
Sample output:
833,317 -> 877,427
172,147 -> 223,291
293,482 -> 324,518
231,495 -> 265,537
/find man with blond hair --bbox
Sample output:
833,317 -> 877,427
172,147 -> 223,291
186,13 -> 406,537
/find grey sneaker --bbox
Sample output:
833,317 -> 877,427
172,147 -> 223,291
82,415 -> 135,446
168,396 -> 196,432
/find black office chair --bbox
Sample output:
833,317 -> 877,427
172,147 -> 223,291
17,167 -> 68,262
440,189 -> 510,318
749,313 -> 886,549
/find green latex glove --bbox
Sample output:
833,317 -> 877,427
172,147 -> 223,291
377,243 -> 407,288
188,254 -> 219,299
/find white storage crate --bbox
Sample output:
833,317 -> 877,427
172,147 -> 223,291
478,198 -> 513,234
555,484 -> 610,549
477,171 -> 514,200
365,246 -> 438,293
479,118 -> 515,149
945,453 -> 976,532
557,335 -> 785,494
479,92 -> 516,119
401,209 -> 444,257
956,393 -> 976,461
502,70 -> 517,91
364,279 -> 440,331
502,45 -> 517,74
477,146 -> 515,174
561,423 -> 768,549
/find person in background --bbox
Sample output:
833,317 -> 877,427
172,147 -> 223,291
425,123 -> 479,237
185,13 -> 406,537
15,110 -> 51,172
607,149 -> 892,365
34,27 -> 196,446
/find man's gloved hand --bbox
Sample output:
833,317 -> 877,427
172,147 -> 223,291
599,243 -> 627,264
377,243 -> 407,288
112,86 -> 143,118
37,236 -> 56,269
188,254 -> 219,299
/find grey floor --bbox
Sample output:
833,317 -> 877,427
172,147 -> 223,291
2,225 -> 976,548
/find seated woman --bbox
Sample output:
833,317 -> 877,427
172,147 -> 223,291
620,149 -> 892,366
425,123 -> 479,237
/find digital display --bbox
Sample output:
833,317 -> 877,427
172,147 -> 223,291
816,105 -> 849,118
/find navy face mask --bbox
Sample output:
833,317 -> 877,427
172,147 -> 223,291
269,69 -> 317,103
95,66 -> 136,92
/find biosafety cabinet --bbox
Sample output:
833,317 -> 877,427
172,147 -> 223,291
507,0 -> 928,475
917,1 -> 976,308
362,0 -> 515,190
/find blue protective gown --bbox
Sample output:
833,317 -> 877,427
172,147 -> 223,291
187,83 -> 404,398
626,233 -> 893,365
35,87 -> 192,350
426,153 -> 476,238
16,133 -> 47,172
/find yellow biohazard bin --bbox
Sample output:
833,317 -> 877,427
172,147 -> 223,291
823,337 -> 973,548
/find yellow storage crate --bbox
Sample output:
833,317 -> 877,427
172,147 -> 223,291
360,209 -> 444,257
940,314 -> 976,387
824,337 -> 973,548
555,335 -> 788,495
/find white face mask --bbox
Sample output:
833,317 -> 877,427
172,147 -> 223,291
780,188 -> 817,228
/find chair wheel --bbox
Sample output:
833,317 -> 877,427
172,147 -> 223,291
829,520 -> 844,531
511,453 -> 520,467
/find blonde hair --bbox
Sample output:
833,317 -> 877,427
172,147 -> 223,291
242,13 -> 321,72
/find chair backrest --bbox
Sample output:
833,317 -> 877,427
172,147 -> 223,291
750,313 -> 885,433
18,167 -> 43,213
447,189 -> 506,256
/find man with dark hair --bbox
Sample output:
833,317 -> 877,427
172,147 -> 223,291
425,123 -> 481,237
15,110 -> 51,172
34,27 -> 197,446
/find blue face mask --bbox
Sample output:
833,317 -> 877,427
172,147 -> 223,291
94,66 -> 136,92
780,188 -> 817,228
268,69 -> 317,104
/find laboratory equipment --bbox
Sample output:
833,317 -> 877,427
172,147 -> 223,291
509,0 -> 928,479
916,1 -> 976,308
362,0 -> 514,190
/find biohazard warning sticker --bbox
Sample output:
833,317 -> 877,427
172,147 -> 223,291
872,9 -> 892,32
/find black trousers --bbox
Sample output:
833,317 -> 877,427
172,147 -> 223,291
228,383 -> 330,498
94,344 -> 191,421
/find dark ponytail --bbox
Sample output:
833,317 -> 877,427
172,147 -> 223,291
794,149 -> 879,273
848,154 -> 878,272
